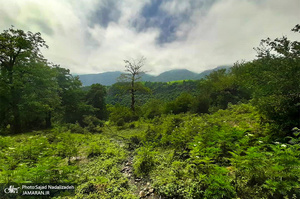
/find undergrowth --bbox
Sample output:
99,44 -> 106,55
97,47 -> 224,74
0,103 -> 299,198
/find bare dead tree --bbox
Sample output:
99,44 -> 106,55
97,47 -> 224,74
118,56 -> 146,112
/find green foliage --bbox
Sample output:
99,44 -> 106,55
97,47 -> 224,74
107,80 -> 198,106
55,132 -> 80,165
0,132 -> 78,184
54,66 -> 95,125
0,127 -> 133,198
164,92 -> 194,114
107,104 -> 139,126
190,95 -> 210,114
0,27 -> 60,133
82,115 -> 104,133
68,122 -> 85,134
195,69 -> 250,113
142,98 -> 164,119
85,83 -> 108,120
133,145 -> 157,177
230,137 -> 300,198
232,25 -> 300,132
86,142 -> 102,158
144,103 -> 299,198
75,135 -> 130,198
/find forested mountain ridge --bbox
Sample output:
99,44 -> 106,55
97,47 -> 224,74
106,80 -> 199,106
77,66 -> 231,86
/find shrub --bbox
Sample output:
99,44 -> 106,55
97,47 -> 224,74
107,104 -> 139,126
82,115 -> 104,133
164,92 -> 194,114
68,122 -> 85,134
142,99 -> 164,119
133,145 -> 157,177
87,142 -> 102,158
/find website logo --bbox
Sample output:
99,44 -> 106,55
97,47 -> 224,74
4,185 -> 20,194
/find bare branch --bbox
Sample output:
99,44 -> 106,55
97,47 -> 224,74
118,56 -> 147,112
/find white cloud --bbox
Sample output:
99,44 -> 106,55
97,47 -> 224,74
160,0 -> 192,15
0,0 -> 299,75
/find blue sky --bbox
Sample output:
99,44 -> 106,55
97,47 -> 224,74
0,0 -> 299,74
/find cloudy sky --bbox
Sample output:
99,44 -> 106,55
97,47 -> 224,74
0,0 -> 299,75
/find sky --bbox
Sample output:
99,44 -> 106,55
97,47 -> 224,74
0,0 -> 299,75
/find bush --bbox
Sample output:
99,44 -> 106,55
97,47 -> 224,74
68,122 -> 85,134
142,99 -> 164,119
107,104 -> 139,126
87,142 -> 102,158
133,145 -> 157,177
82,115 -> 104,133
164,93 -> 194,114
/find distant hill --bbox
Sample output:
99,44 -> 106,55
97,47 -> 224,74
77,66 -> 231,86
78,71 -> 123,86
153,69 -> 198,82
193,65 -> 231,80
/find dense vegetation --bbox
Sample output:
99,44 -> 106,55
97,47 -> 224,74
0,25 -> 299,198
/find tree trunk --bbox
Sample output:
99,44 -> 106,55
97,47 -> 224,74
11,86 -> 21,134
11,102 -> 21,134
45,111 -> 52,128
8,67 -> 21,134
131,89 -> 135,112
131,76 -> 135,112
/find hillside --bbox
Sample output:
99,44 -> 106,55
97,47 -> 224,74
77,66 -> 231,86
152,69 -> 197,82
106,80 -> 199,105
78,71 -> 123,86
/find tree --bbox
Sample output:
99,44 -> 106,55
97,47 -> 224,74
142,99 -> 164,119
232,24 -> 300,133
0,26 -> 59,133
164,92 -> 194,114
118,56 -> 148,112
86,83 -> 107,120
195,69 -> 250,113
53,66 -> 94,125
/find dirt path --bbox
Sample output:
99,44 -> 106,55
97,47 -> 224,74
121,154 -> 160,199
104,126 -> 161,198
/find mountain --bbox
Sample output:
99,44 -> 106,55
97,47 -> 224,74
77,66 -> 231,86
78,71 -> 122,86
153,69 -> 198,82
194,65 -> 231,80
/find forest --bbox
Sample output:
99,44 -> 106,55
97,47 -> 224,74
0,25 -> 299,199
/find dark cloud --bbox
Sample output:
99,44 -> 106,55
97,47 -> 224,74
142,0 -> 162,18
132,0 -> 190,44
90,0 -> 121,28
135,0 -> 217,44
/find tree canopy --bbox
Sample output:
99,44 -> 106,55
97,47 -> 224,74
0,27 -> 56,133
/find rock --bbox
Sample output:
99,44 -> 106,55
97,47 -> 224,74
139,190 -> 146,198
121,166 -> 130,172
149,188 -> 154,193
143,187 -> 148,191
146,182 -> 150,186
135,178 -> 141,182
